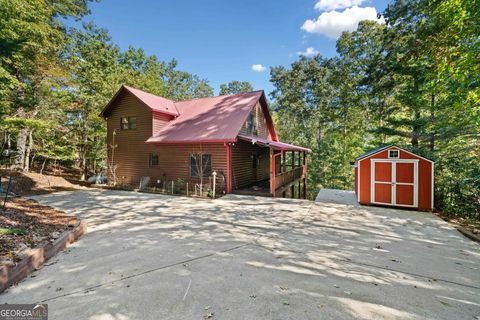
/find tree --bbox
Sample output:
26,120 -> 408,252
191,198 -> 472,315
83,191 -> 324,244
64,23 -> 123,180
219,81 -> 254,95
0,0 -> 93,170
64,23 -> 214,180
271,56 -> 365,194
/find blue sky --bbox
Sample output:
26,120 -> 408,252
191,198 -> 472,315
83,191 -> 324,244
73,0 -> 391,95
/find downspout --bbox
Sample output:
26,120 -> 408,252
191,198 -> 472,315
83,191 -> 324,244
224,142 -> 231,193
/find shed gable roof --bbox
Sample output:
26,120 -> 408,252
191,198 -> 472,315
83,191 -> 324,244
356,145 -> 433,163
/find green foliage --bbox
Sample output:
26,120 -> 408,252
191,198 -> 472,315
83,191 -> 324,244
219,81 -> 254,95
0,0 -> 477,221
271,56 -> 365,195
0,1 -> 213,178
0,118 -> 48,131
271,0 -> 479,218
0,0 -> 93,114
0,228 -> 28,235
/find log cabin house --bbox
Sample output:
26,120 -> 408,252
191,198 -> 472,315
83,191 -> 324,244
101,85 -> 310,198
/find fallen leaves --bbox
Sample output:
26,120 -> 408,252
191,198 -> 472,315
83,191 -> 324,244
0,197 -> 77,265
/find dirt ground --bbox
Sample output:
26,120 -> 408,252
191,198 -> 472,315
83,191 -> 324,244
0,170 -> 81,266
0,170 -> 85,196
0,197 -> 77,265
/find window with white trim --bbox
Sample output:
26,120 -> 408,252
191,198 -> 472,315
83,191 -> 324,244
388,149 -> 399,158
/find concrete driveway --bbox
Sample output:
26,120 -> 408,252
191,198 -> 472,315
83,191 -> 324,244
1,189 -> 479,320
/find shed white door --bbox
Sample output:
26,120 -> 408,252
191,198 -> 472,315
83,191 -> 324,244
371,160 -> 418,208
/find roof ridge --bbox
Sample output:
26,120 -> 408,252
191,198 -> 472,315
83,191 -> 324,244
123,85 -> 175,102
122,85 -> 179,115
176,90 -> 264,103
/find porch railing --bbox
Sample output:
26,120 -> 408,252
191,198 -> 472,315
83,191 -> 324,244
274,166 -> 304,190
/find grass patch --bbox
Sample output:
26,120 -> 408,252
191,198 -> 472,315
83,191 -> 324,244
0,228 -> 28,235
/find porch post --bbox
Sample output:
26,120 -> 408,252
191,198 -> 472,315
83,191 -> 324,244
282,150 -> 286,198
298,150 -> 301,199
269,147 -> 274,196
225,143 -> 232,193
303,151 -> 307,199
290,151 -> 295,198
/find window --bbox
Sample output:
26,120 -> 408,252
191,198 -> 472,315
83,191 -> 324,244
121,116 -> 137,130
389,149 -> 399,158
150,153 -> 159,166
190,154 -> 212,177
246,112 -> 258,135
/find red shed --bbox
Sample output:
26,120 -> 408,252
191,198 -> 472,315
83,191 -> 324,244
354,145 -> 434,210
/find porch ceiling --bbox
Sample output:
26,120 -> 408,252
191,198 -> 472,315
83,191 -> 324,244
237,135 -> 311,153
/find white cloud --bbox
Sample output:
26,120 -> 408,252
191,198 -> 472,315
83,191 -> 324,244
314,0 -> 365,11
297,47 -> 320,57
301,6 -> 384,39
251,64 -> 267,72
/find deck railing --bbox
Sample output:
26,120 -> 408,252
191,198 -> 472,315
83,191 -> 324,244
274,166 -> 304,190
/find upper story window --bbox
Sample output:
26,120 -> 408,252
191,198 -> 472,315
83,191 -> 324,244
388,149 -> 399,159
121,116 -> 137,130
246,112 -> 258,135
150,153 -> 159,166
190,154 -> 212,178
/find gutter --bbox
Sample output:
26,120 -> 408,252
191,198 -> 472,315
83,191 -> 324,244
145,139 -> 237,145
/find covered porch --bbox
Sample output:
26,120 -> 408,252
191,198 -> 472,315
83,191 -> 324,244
231,135 -> 310,199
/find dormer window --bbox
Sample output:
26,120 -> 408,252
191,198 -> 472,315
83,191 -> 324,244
389,149 -> 399,159
121,116 -> 136,130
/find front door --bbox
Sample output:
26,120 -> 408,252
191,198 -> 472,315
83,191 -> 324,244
371,160 -> 418,208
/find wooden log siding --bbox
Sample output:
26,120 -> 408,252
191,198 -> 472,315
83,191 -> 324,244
239,102 -> 270,139
107,94 -> 227,187
152,112 -> 172,133
231,140 -> 270,189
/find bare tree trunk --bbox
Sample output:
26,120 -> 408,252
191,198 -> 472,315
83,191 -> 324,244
80,132 -> 88,181
15,128 -> 28,170
411,110 -> 420,148
0,132 -> 6,158
24,130 -> 33,172
429,93 -> 435,151
40,158 -> 47,174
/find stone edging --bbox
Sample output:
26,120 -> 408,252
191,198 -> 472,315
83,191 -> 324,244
0,220 -> 87,293
457,226 -> 480,244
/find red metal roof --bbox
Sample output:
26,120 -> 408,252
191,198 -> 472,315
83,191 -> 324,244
124,85 -> 179,115
102,85 -> 308,151
101,85 -> 179,117
146,91 -> 264,144
238,135 -> 311,153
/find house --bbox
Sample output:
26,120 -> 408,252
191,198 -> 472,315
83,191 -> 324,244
100,85 -> 310,198
354,145 -> 434,210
